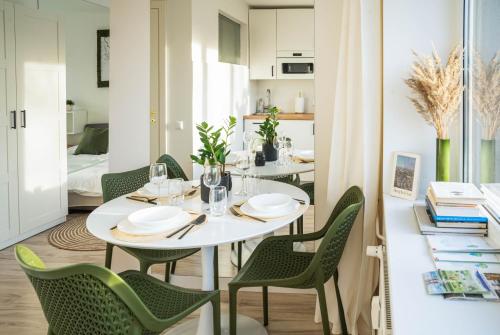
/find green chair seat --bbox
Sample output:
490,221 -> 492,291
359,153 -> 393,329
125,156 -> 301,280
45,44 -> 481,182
16,245 -> 220,335
102,155 -> 219,288
229,186 -> 364,335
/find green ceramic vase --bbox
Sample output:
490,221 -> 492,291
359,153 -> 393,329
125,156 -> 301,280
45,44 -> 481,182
436,138 -> 450,182
480,139 -> 495,183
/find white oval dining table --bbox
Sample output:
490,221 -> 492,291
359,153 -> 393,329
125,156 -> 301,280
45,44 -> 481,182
87,177 -> 310,335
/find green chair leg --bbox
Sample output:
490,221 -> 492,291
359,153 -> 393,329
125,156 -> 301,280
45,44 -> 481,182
229,286 -> 238,335
334,271 -> 348,335
104,243 -> 113,269
212,294 -> 221,335
263,286 -> 269,326
139,261 -> 150,274
289,222 -> 294,235
297,215 -> 304,234
214,246 -> 219,290
316,282 -> 331,335
164,262 -> 171,282
237,242 -> 242,271
171,261 -> 177,274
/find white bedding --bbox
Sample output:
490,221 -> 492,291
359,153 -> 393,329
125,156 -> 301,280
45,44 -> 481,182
67,146 -> 109,196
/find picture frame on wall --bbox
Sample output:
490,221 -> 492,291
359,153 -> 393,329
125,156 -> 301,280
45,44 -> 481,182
97,29 -> 110,88
390,152 -> 421,200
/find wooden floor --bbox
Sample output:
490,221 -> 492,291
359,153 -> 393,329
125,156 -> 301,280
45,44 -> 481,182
0,207 -> 324,334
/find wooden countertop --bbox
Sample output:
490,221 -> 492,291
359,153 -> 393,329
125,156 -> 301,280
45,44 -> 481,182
243,113 -> 314,121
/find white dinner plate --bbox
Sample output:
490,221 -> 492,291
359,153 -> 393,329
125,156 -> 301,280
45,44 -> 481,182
118,211 -> 190,236
247,193 -> 292,212
128,206 -> 182,226
240,200 -> 300,219
144,182 -> 169,196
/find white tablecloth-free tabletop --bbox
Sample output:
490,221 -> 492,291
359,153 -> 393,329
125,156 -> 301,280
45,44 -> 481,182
87,177 -> 310,335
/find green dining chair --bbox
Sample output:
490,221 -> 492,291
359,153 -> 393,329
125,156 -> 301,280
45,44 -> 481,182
228,186 -> 364,335
15,245 -> 220,335
102,155 -> 219,289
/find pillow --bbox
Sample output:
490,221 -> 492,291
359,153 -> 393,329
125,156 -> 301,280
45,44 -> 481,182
74,127 -> 109,155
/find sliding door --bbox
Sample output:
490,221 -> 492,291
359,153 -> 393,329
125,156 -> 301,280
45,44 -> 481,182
15,5 -> 66,233
0,1 -> 18,241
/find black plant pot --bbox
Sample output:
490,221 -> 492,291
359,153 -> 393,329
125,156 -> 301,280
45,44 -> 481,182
262,143 -> 278,162
200,172 -> 232,203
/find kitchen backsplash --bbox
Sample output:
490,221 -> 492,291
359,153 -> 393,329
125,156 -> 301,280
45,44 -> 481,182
250,79 -> 315,114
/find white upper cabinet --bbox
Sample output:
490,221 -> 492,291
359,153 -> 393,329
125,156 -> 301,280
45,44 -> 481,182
276,9 -> 314,54
249,9 -> 276,80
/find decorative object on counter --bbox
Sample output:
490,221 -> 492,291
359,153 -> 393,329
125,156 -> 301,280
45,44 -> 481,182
66,99 -> 74,111
472,52 -> 500,183
405,45 -> 463,182
256,98 -> 264,114
389,151 -> 421,200
191,116 -> 236,202
255,151 -> 266,166
294,90 -> 305,113
256,106 -> 280,161
263,88 -> 271,113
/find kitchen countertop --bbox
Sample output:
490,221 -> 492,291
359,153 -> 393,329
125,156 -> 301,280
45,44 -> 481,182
243,113 -> 314,120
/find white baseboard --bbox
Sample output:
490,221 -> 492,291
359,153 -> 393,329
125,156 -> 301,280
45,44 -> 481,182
0,216 -> 66,250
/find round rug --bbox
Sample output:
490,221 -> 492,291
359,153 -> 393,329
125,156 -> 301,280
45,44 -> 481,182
48,214 -> 106,251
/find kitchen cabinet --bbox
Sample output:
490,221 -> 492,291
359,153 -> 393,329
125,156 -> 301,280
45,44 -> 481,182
249,9 -> 276,80
0,2 -> 67,248
276,9 -> 314,53
244,119 -> 314,151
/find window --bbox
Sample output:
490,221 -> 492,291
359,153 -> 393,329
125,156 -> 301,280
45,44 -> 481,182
464,0 -> 500,184
218,14 -> 241,64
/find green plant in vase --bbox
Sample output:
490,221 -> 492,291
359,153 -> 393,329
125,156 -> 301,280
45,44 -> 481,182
256,106 -> 280,161
473,51 -> 500,183
405,45 -> 463,181
191,116 -> 236,202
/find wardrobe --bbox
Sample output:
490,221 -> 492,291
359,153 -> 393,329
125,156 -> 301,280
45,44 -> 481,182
0,1 -> 67,249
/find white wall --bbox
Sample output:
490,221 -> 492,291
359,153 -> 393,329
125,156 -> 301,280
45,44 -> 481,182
109,0 -> 150,171
164,0 -> 249,178
253,79 -> 314,114
383,0 -> 462,195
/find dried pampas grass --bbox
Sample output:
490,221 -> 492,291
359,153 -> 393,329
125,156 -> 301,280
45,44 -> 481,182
473,51 -> 500,140
405,45 -> 464,139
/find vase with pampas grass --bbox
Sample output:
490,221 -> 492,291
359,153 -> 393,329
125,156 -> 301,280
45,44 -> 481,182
473,51 -> 500,183
405,45 -> 464,181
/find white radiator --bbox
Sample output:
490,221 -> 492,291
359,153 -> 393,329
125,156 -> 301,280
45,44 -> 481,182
367,245 -> 392,335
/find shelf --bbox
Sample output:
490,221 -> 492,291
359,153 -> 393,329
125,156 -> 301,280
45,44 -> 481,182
243,113 -> 314,121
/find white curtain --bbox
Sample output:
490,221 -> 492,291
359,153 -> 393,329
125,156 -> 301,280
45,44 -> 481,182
314,0 -> 382,334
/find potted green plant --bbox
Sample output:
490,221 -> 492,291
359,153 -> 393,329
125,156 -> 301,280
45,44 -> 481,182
66,99 -> 75,111
191,116 -> 236,202
256,106 -> 279,161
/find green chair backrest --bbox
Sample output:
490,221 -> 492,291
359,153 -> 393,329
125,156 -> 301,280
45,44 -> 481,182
157,154 -> 189,181
15,245 -> 155,335
311,186 -> 364,282
101,166 -> 150,203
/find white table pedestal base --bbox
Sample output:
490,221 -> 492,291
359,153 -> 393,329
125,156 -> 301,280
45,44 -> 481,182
164,314 -> 268,335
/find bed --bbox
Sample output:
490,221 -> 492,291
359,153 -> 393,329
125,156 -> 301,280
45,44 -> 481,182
67,124 -> 109,209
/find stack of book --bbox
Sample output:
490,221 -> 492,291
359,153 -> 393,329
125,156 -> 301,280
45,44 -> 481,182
481,184 -> 500,223
413,182 -> 488,236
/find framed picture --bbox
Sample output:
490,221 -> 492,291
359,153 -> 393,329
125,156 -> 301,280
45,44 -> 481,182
390,152 -> 421,200
97,29 -> 110,88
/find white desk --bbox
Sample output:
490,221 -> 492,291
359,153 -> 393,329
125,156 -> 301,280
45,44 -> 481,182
383,194 -> 500,335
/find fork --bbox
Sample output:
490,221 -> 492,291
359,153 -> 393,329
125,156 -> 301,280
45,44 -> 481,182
230,206 -> 267,223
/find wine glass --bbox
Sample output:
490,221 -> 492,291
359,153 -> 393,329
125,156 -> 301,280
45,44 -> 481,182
203,164 -> 222,214
209,186 -> 228,216
273,135 -> 281,165
243,130 -> 254,154
284,138 -> 294,165
235,154 -> 251,196
149,163 -> 167,204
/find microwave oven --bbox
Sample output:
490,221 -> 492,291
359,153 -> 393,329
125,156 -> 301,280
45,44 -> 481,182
277,57 -> 314,79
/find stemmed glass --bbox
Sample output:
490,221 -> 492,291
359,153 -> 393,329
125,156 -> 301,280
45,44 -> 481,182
149,163 -> 167,205
284,138 -> 294,165
203,164 -> 222,214
243,130 -> 254,155
235,154 -> 251,196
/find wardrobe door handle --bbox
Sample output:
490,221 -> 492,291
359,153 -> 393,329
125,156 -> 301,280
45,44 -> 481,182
271,65 -> 274,77
20,110 -> 26,128
10,110 -> 16,129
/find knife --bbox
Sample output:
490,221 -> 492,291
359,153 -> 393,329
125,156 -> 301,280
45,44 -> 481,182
166,214 -> 206,238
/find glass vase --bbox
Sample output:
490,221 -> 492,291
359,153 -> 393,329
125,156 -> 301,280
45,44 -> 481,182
436,138 -> 450,182
480,139 -> 495,183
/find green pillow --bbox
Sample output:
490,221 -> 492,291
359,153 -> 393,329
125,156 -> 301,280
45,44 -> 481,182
74,127 -> 109,155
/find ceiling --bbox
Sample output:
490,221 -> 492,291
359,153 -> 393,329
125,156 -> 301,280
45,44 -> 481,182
245,0 -> 314,7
